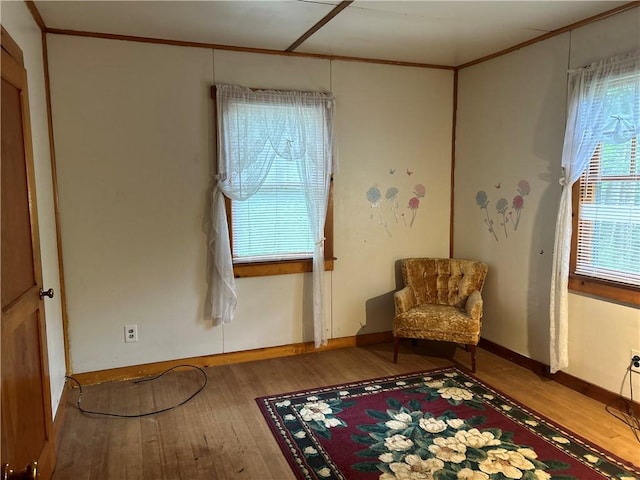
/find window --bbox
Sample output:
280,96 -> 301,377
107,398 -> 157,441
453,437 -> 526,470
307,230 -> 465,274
214,85 -> 335,278
569,73 -> 639,306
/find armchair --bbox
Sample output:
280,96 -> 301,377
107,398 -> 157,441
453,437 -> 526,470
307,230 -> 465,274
393,258 -> 488,372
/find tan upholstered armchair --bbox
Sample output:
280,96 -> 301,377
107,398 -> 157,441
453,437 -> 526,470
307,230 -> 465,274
393,258 -> 488,372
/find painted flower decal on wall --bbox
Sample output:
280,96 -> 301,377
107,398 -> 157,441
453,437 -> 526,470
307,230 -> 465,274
517,180 -> 531,196
512,180 -> 530,231
365,175 -> 425,235
475,180 -> 532,241
476,190 -> 498,242
408,196 -> 420,227
512,195 -> 524,230
367,185 -> 391,237
386,187 -> 400,222
495,197 -> 509,239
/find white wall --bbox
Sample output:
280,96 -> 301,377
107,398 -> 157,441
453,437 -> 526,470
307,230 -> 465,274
48,36 -> 220,372
47,36 -> 453,373
331,61 -> 452,337
455,7 -> 640,397
1,1 -> 67,415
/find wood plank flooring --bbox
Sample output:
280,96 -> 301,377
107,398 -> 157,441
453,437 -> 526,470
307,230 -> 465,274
52,343 -> 640,479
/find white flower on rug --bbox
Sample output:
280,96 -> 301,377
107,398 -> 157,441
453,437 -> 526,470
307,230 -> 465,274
551,436 -> 570,444
338,390 -> 350,396
299,401 -> 332,422
584,454 -> 600,463
454,429 -> 501,448
294,431 -> 306,439
317,467 -> 331,477
383,412 -> 413,432
303,446 -> 317,455
483,394 -> 494,400
533,470 -> 551,480
365,385 -> 382,391
386,419 -> 410,430
525,420 -> 538,427
428,436 -> 467,463
445,372 -> 458,378
517,448 -> 537,460
396,381 -> 407,386
384,434 -> 414,451
307,396 -> 319,401
501,405 -> 512,411
419,417 -> 447,433
424,380 -> 445,388
391,412 -> 413,424
478,448 -> 535,479
379,453 -> 394,463
437,387 -> 474,402
447,419 -> 466,429
457,468 -> 489,480
283,414 -> 296,421
382,456 -> 445,480
276,400 -> 291,407
323,417 -> 342,428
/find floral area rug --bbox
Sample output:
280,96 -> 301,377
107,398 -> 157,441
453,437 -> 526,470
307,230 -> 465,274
256,367 -> 639,480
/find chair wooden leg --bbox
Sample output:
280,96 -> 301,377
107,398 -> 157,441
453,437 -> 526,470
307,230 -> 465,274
468,344 -> 477,373
393,336 -> 399,363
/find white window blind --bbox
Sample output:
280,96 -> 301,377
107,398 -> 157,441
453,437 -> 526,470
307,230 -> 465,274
576,136 -> 639,287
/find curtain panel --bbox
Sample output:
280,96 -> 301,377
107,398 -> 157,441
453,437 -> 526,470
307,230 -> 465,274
550,51 -> 640,373
209,84 -> 336,347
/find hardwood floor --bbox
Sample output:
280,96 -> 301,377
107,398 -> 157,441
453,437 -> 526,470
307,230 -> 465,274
53,343 -> 640,479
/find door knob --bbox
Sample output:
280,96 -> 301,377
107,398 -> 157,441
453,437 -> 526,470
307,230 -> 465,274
39,288 -> 54,299
2,462 -> 37,479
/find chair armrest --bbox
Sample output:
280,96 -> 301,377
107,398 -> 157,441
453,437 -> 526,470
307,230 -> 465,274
465,290 -> 484,320
394,286 -> 416,314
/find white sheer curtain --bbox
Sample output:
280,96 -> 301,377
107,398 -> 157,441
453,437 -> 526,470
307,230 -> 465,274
550,51 -> 640,373
209,84 -> 336,347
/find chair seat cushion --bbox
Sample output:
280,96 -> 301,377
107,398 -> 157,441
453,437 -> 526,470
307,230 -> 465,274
393,304 -> 480,344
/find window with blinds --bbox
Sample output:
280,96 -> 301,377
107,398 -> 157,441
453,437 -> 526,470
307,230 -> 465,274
229,103 -> 325,264
575,135 -> 639,287
231,156 -> 314,263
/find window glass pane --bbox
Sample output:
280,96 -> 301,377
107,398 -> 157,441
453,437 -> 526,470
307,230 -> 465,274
230,101 -> 325,262
576,137 -> 639,287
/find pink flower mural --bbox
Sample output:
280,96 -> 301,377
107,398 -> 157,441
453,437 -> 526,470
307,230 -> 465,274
408,196 -> 420,227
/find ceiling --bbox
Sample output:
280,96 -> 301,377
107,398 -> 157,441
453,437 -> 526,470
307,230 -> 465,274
33,1 -> 634,67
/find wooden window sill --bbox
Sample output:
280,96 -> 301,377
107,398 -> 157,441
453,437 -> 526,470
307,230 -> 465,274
568,274 -> 639,307
233,258 -> 336,278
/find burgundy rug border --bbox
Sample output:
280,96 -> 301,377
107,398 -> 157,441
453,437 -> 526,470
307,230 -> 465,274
255,366 -> 640,477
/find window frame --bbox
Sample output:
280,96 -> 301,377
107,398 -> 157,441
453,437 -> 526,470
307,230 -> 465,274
212,86 -> 335,279
569,138 -> 639,307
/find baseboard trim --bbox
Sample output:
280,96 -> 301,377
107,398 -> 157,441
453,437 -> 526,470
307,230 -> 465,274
479,337 -> 640,416
71,331 -> 394,385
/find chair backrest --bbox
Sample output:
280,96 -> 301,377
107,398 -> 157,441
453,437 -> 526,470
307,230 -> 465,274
400,258 -> 488,308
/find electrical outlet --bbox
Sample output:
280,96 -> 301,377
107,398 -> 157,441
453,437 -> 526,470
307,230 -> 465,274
631,349 -> 640,373
124,324 -> 138,343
